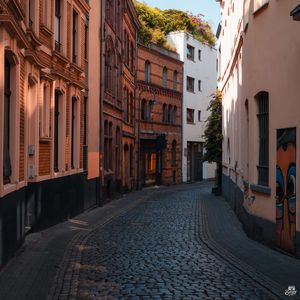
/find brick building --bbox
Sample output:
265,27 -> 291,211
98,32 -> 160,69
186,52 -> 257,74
0,0 -> 90,267
92,0 -> 139,199
137,43 -> 183,187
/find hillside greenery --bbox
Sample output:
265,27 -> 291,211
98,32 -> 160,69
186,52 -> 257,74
134,1 -> 216,49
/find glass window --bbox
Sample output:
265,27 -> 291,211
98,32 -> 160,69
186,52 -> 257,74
187,76 -> 195,92
187,44 -> 195,60
186,108 -> 194,124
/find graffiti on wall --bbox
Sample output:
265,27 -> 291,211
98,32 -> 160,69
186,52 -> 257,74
276,128 -> 296,252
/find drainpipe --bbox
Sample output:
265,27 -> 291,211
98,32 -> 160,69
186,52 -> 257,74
98,0 -> 104,203
134,37 -> 138,190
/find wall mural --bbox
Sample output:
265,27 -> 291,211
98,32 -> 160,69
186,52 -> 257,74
276,128 -> 296,252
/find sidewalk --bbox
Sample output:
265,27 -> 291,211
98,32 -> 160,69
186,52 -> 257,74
198,184 -> 300,295
0,188 -> 158,300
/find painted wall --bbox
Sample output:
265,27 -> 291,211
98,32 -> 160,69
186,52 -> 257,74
167,32 -> 217,181
218,0 -> 300,251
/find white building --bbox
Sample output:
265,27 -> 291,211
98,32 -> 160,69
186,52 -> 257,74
167,31 -> 217,182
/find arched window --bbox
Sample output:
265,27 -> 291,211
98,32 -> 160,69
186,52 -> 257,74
163,103 -> 167,123
163,67 -> 168,88
168,104 -> 172,123
172,140 -> 177,167
173,106 -> 177,124
106,0 -> 115,25
148,101 -> 153,121
109,122 -> 113,169
105,41 -> 115,94
116,54 -> 122,107
173,70 -> 178,91
115,126 -> 120,177
130,145 -> 134,177
130,92 -> 134,124
141,99 -> 147,120
145,60 -> 151,83
104,121 -> 109,170
124,88 -> 128,122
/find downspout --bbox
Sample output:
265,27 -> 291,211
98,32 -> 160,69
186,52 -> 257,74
134,37 -> 138,190
99,0 -> 104,203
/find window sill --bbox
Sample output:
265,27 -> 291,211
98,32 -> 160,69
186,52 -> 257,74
40,24 -> 53,36
40,137 -> 52,143
250,183 -> 271,195
187,90 -> 195,94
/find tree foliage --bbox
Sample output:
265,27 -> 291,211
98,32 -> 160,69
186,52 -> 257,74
203,90 -> 223,163
134,1 -> 216,48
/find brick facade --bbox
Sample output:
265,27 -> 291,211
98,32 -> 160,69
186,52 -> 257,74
137,44 -> 183,186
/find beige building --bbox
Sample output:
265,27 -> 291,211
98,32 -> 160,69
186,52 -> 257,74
218,0 -> 300,255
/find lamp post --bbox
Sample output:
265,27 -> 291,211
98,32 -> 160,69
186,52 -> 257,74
137,86 -> 156,190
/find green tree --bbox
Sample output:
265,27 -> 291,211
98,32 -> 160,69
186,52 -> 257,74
134,1 -> 216,48
203,90 -> 223,193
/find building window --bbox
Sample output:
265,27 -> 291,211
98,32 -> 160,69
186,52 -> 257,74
106,0 -> 115,25
84,24 -> 88,61
187,108 -> 194,124
130,145 -> 134,177
145,60 -> 151,83
116,1 -> 121,36
124,31 -> 129,66
71,97 -> 79,169
3,57 -> 12,184
28,0 -> 35,29
115,126 -> 120,177
124,88 -> 129,122
105,43 -> 115,94
172,140 -> 177,167
163,67 -> 168,88
198,110 -> 201,122
141,99 -> 147,121
130,92 -> 134,125
55,0 -> 62,52
198,49 -> 202,61
83,97 -> 88,172
72,10 -> 78,63
54,90 -> 62,172
148,101 -> 153,121
256,91 -> 269,186
187,44 -> 194,60
43,0 -> 51,28
173,71 -> 177,91
109,122 -> 112,170
187,76 -> 195,92
116,55 -> 122,107
163,103 -> 168,123
198,80 -> 202,92
41,82 -> 51,138
130,42 -> 134,72
173,106 -> 177,124
168,104 -> 172,123
104,121 -> 108,170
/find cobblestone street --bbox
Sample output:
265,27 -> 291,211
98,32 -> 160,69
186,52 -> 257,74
1,182 -> 300,300
49,183 -> 300,300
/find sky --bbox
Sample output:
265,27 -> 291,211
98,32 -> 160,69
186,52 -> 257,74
140,0 -> 221,34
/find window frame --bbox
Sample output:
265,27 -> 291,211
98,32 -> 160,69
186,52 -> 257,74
187,44 -> 195,61
186,76 -> 195,93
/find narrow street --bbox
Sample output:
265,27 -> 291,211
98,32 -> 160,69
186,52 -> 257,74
0,182 -> 299,300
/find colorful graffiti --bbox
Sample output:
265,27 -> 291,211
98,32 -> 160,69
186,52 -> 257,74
276,128 -> 296,252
